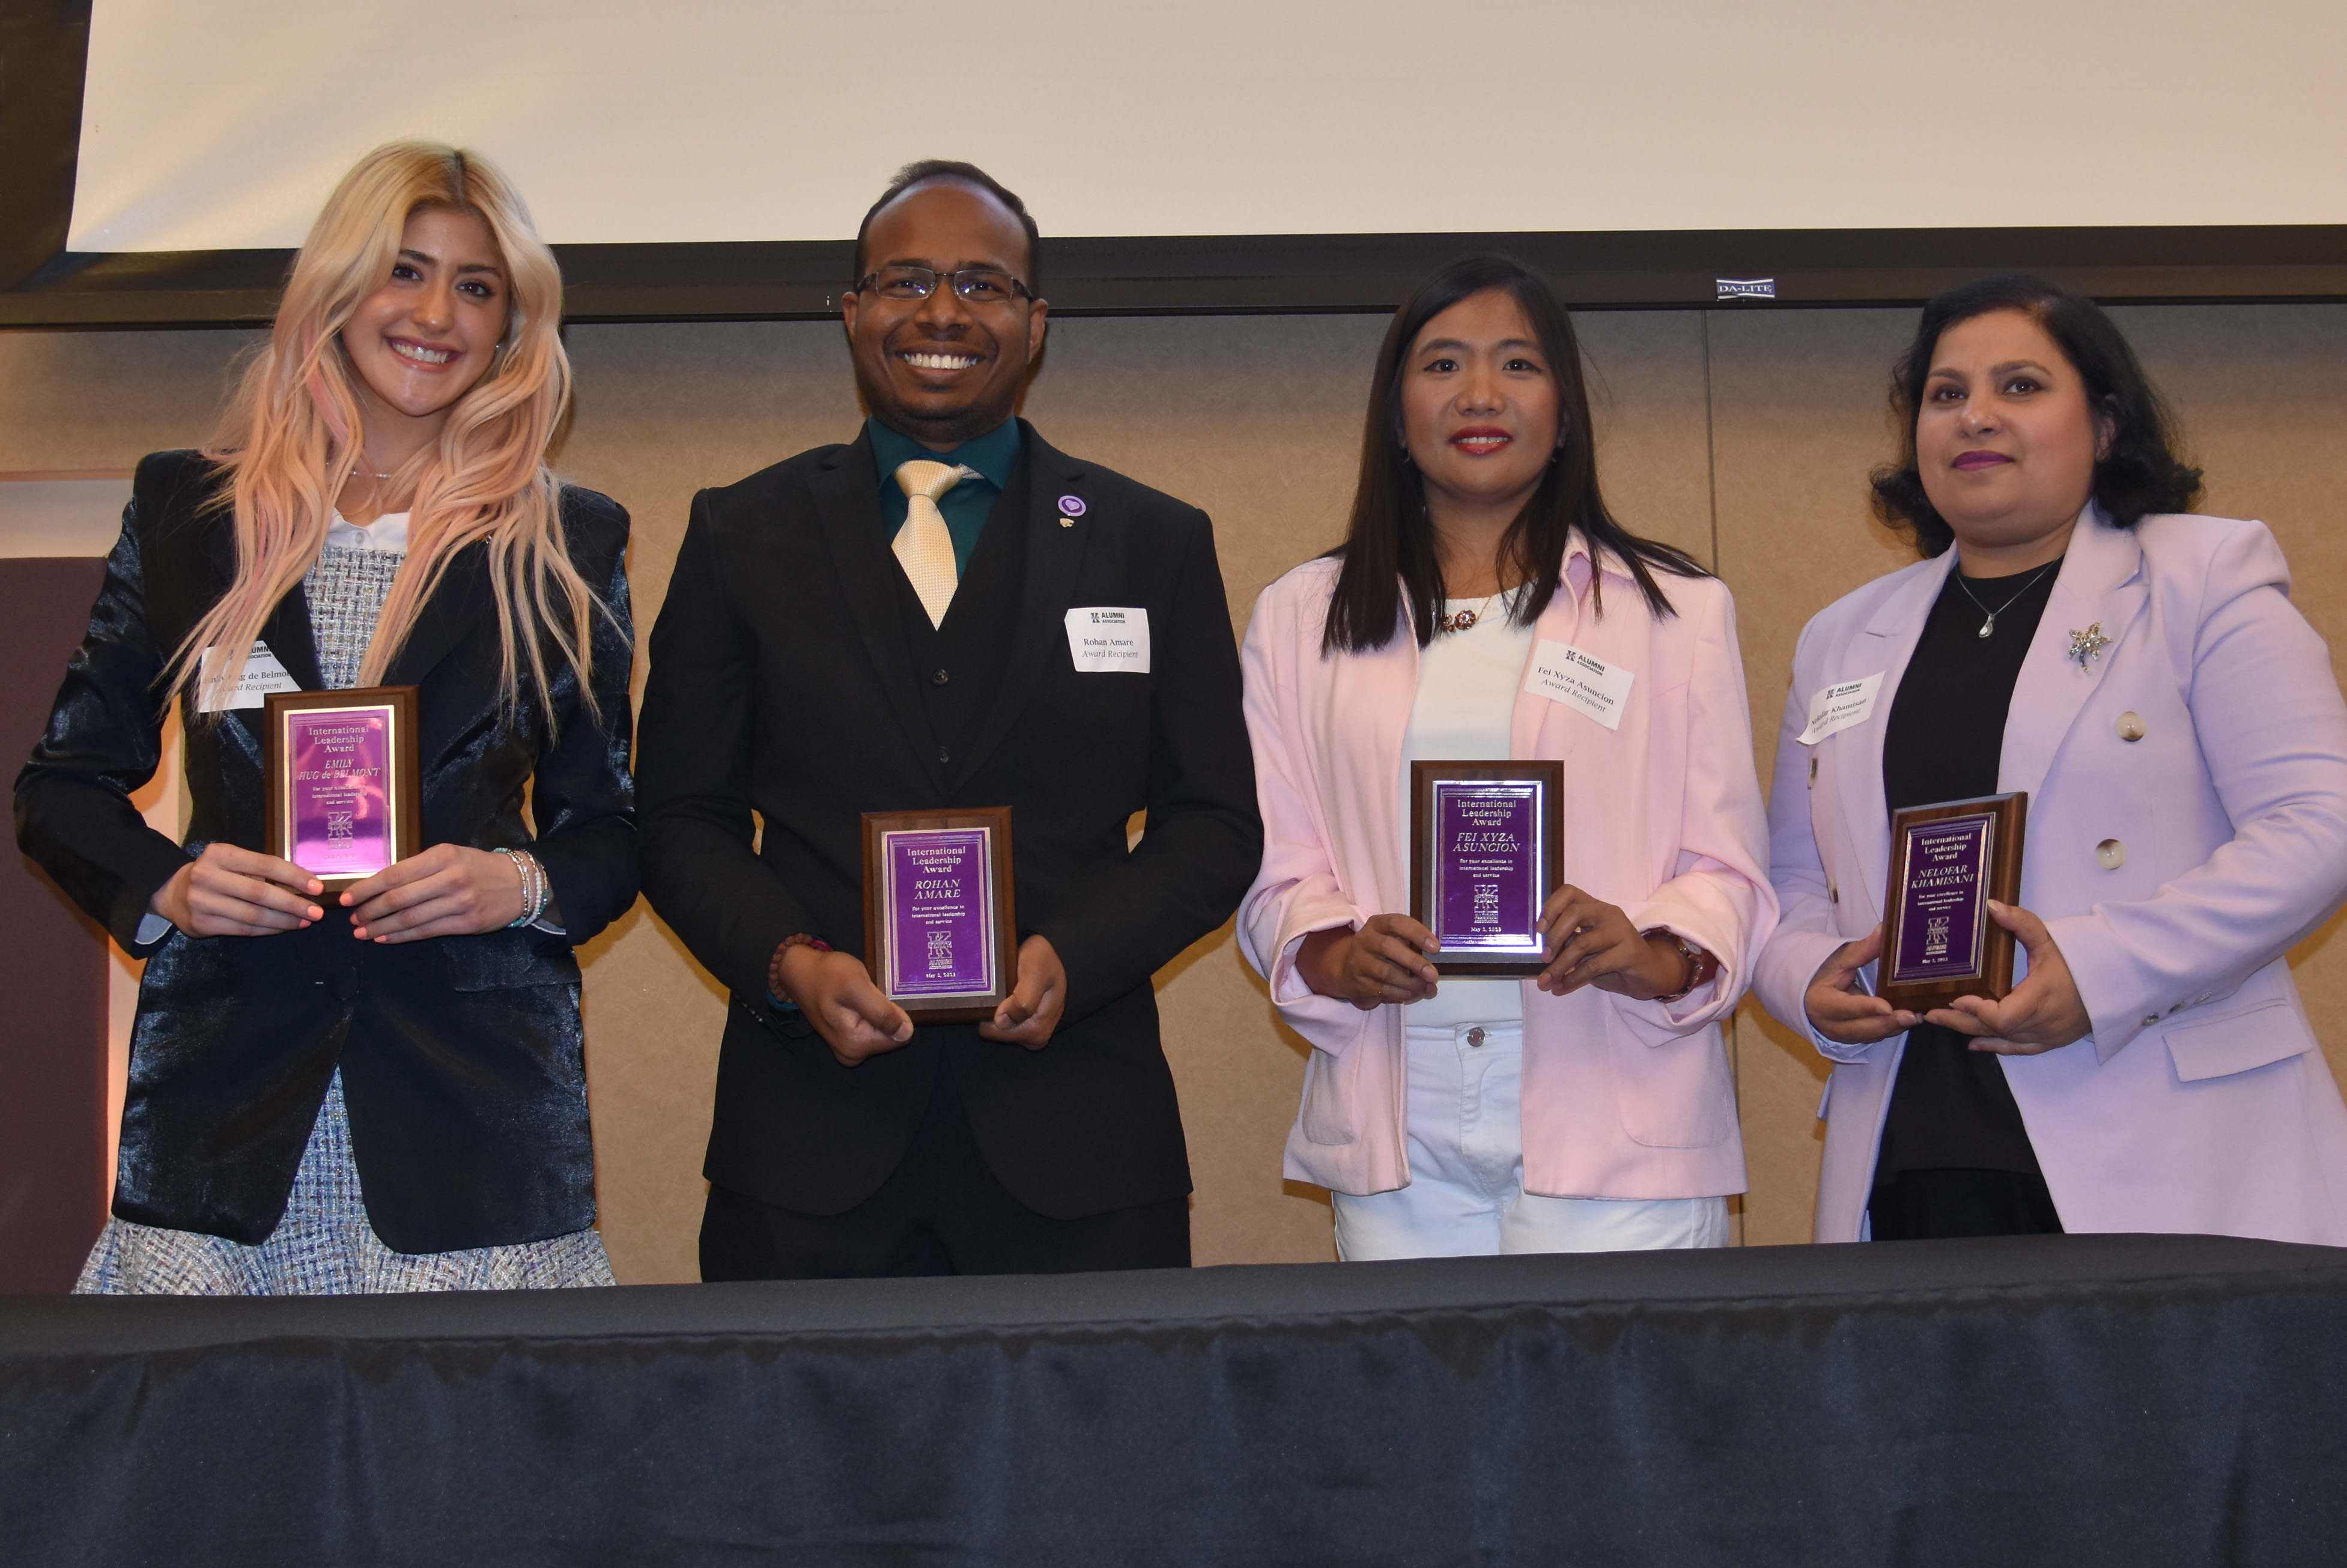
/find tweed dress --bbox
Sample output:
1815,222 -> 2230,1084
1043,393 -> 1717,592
75,515 -> 615,1293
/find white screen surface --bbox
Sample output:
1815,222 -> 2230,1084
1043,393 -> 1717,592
68,0 -> 2347,253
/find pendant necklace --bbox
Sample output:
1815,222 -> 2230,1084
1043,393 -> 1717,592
1952,559 -> 2058,639
1442,591 -> 1504,634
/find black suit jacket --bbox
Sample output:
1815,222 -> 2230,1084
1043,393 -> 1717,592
13,450 -> 638,1252
637,423 -> 1260,1219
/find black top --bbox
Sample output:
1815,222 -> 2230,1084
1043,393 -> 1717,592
1874,557 -> 2060,1182
635,422 -> 1262,1220
13,451 -> 639,1251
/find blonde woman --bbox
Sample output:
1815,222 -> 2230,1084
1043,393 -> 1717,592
15,143 -> 636,1293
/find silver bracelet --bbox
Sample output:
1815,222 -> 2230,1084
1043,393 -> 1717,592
493,846 -> 548,928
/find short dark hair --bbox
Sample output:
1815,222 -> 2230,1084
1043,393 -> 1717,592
1870,274 -> 2202,557
851,160 -> 1042,299
1322,254 -> 1708,654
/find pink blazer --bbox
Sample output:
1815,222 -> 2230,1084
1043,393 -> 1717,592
1755,507 -> 2347,1244
1237,544 -> 1776,1199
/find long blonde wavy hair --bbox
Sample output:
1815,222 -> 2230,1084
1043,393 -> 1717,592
174,141 -> 601,719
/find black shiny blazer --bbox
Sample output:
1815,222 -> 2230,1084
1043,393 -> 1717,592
14,450 -> 637,1253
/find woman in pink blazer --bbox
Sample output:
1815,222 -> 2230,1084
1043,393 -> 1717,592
1238,256 -> 1776,1260
1755,275 -> 2347,1244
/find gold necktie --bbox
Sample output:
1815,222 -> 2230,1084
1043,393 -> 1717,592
893,460 -> 977,628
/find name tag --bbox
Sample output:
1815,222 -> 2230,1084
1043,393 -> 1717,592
1525,640 -> 1633,731
1797,672 -> 1884,746
1064,607 -> 1150,673
196,642 -> 300,712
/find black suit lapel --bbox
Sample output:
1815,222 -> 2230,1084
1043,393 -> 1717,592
384,544 -> 495,689
260,589 -> 326,691
216,517 -> 323,748
951,424 -> 1092,789
810,433 -> 947,793
184,505 -> 325,690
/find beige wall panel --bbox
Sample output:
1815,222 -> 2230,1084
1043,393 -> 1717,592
0,329 -> 254,469
2110,305 -> 2347,1105
1706,306 -> 1917,1245
19,296 -> 2341,1276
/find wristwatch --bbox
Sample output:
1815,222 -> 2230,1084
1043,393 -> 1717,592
1644,929 -> 1718,1003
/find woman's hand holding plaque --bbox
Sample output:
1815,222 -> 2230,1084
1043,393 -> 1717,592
1802,924 -> 1921,1045
342,843 -> 537,943
1534,886 -> 1693,1000
150,842 -> 326,937
1927,900 -> 2089,1054
1297,916 -> 1441,1010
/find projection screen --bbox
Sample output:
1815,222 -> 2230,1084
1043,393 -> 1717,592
7,0 -> 2347,323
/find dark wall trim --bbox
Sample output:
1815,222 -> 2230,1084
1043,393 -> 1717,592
7,0 -> 2346,325
8,226 -> 2347,329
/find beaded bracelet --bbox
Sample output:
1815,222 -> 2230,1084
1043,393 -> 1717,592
767,932 -> 833,1010
493,846 -> 550,929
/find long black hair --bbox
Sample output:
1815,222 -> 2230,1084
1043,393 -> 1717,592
1869,274 -> 2202,558
1322,255 -> 1706,654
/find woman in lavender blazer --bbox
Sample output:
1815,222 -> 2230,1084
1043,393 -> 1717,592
1755,275 -> 2347,1245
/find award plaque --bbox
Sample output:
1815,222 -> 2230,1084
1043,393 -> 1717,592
1879,792 -> 2029,1012
263,686 -> 421,892
1409,761 -> 1565,975
861,806 -> 1017,1024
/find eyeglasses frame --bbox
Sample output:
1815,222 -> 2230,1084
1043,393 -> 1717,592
851,266 -> 1036,306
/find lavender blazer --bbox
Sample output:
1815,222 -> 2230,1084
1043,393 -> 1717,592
1754,506 -> 2347,1244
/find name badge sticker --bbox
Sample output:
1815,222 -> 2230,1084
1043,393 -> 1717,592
198,642 -> 300,712
1797,671 -> 1884,746
1064,607 -> 1151,673
1525,640 -> 1634,731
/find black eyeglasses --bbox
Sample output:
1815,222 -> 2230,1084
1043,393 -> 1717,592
854,266 -> 1033,306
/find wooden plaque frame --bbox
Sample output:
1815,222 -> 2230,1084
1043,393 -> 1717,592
1409,761 -> 1565,976
262,685 -> 421,893
861,806 -> 1018,1024
1878,791 -> 2029,1012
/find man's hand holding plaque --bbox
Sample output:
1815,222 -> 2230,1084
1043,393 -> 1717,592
771,943 -> 915,1066
851,809 -> 1022,1018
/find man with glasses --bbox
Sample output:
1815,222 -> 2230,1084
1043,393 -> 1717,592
637,161 -> 1261,1278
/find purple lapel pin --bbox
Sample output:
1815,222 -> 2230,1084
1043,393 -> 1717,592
1057,494 -> 1087,519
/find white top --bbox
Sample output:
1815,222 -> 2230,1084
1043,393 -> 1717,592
327,509 -> 410,552
1398,595 -> 1537,1025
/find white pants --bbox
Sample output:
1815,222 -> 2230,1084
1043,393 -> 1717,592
1332,1020 -> 1731,1261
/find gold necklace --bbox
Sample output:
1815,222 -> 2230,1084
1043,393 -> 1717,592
1441,591 -> 1505,634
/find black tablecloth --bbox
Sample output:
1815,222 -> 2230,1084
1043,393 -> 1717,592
4,1234 -> 2343,1566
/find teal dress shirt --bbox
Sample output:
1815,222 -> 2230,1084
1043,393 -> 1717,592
869,418 -> 1024,579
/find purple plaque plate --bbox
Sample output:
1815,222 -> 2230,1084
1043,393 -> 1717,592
1429,780 -> 1545,959
1887,812 -> 1993,984
880,827 -> 1000,1000
286,705 -> 396,880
